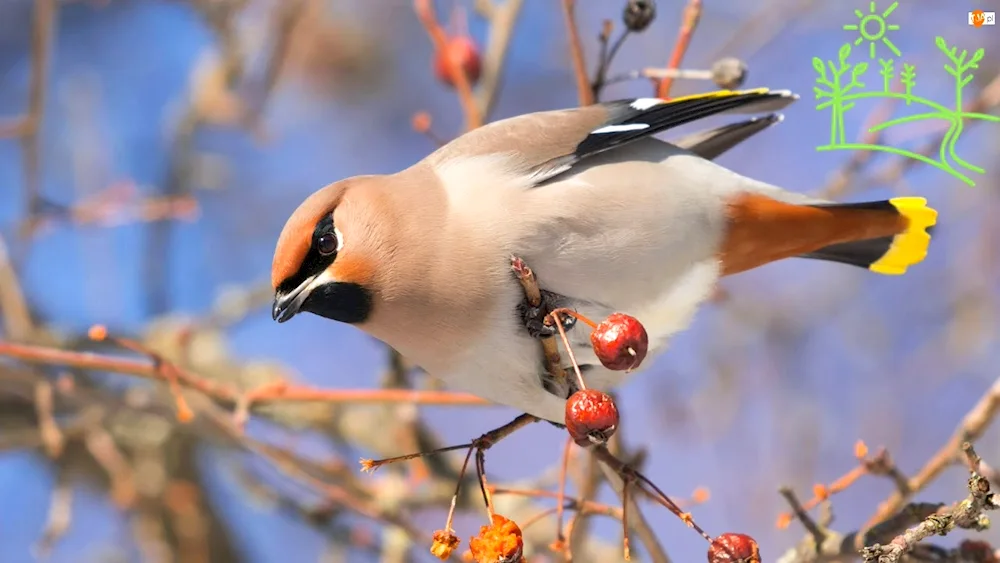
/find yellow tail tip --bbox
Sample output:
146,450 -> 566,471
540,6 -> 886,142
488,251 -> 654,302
869,197 -> 938,275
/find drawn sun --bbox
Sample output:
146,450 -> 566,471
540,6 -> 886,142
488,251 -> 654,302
843,1 -> 901,59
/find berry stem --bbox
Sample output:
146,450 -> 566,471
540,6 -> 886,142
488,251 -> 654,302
361,442 -> 474,472
622,479 -> 632,561
548,307 -> 598,329
361,413 -> 538,472
593,445 -> 713,542
361,413 -> 539,534
445,445 -> 477,532
476,448 -> 496,521
87,325 -> 193,422
550,310 -> 588,392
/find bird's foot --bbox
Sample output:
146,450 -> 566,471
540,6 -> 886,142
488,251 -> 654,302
517,289 -> 577,338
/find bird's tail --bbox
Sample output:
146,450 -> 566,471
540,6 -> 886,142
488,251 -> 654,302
800,197 -> 937,275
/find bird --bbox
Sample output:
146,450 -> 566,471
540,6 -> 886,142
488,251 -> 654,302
270,88 -> 937,426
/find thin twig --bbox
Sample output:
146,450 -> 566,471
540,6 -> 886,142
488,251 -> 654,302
861,376 -> 1000,543
621,478 -> 632,561
34,381 -> 64,458
32,467 -> 72,560
591,21 -> 630,101
595,455 -> 673,563
21,0 -> 57,218
592,445 -> 710,541
0,340 -> 490,410
656,0 -> 702,98
415,0 -> 482,130
491,486 -> 623,519
553,436 -> 573,556
360,413 -> 538,473
776,440 -> 883,529
861,443 -> 999,562
566,447 -> 603,556
560,0 -> 594,106
474,0 -> 525,121
779,486 -> 827,547
85,426 -> 137,508
242,0 -> 307,136
0,234 -> 34,341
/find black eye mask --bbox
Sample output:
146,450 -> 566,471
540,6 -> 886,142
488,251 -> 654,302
277,215 -> 337,296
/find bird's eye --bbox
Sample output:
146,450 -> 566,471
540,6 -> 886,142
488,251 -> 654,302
316,231 -> 338,256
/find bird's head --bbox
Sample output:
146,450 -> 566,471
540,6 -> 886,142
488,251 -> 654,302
270,176 -> 388,325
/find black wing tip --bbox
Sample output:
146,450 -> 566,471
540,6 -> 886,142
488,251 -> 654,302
609,88 -> 799,109
722,88 -> 799,107
761,89 -> 798,100
684,88 -> 799,102
741,88 -> 798,101
751,112 -> 784,125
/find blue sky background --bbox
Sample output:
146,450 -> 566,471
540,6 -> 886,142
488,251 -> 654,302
1,0 -> 999,561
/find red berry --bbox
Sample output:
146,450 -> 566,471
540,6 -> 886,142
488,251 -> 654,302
959,540 -> 998,563
589,313 -> 649,371
708,533 -> 760,563
433,36 -> 481,88
564,389 -> 619,447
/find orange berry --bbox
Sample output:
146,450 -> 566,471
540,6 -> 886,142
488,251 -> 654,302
87,324 -> 108,341
468,514 -> 524,563
431,529 -> 461,561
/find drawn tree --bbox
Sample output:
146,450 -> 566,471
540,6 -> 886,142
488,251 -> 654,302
814,43 -> 868,145
939,36 -> 986,172
879,58 -> 894,92
901,62 -> 916,102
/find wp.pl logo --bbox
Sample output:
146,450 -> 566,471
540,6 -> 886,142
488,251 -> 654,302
969,10 -> 995,27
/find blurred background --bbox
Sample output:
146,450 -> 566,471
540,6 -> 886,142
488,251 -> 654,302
0,0 -> 998,561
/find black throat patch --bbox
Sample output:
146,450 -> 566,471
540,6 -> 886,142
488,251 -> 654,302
301,281 -> 373,324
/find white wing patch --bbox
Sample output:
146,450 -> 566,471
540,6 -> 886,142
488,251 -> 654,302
591,123 -> 650,134
630,98 -> 665,111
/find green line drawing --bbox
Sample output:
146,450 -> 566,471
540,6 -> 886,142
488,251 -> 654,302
843,1 -> 901,59
815,1 -> 1000,187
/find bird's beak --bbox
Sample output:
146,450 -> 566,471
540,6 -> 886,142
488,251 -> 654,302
272,273 -> 319,323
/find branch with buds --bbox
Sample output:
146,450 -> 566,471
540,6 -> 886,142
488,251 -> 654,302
561,0 -> 748,105
775,437 -> 1000,562
415,0 -> 525,132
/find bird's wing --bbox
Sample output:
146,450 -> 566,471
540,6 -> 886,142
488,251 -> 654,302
672,113 -> 784,160
425,89 -> 796,187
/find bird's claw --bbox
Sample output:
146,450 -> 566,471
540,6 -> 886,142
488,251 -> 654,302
518,290 -> 577,339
